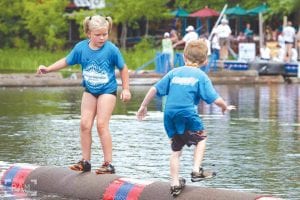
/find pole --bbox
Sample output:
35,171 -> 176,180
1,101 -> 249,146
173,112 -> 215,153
208,4 -> 228,41
259,12 -> 263,49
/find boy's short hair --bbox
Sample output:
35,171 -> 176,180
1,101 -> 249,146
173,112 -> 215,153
184,40 -> 208,65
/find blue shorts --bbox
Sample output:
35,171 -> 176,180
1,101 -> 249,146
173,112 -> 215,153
171,130 -> 206,151
85,89 -> 117,98
164,109 -> 204,138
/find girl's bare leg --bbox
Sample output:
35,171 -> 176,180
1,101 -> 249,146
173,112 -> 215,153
80,92 -> 97,161
96,94 -> 116,163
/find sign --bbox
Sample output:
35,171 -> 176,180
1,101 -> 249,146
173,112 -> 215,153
238,43 -> 256,62
74,0 -> 105,9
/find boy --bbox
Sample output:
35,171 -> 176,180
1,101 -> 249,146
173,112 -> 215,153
137,40 -> 235,196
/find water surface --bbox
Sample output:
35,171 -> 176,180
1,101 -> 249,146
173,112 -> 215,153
0,84 -> 299,199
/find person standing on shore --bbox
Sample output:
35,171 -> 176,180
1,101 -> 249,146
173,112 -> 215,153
137,40 -> 235,197
173,25 -> 198,49
214,18 -> 232,60
162,32 -> 174,68
37,15 -> 131,174
244,23 -> 253,42
282,21 -> 296,62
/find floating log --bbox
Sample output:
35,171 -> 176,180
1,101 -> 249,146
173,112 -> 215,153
0,163 -> 278,200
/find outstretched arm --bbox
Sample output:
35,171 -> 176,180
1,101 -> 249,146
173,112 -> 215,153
172,39 -> 185,48
119,65 -> 131,102
37,57 -> 68,74
137,87 -> 157,121
214,97 -> 236,114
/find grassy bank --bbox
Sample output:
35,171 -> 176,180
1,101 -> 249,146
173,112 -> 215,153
0,47 -> 158,74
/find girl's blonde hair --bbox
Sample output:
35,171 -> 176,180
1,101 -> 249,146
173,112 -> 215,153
83,15 -> 113,35
184,40 -> 208,67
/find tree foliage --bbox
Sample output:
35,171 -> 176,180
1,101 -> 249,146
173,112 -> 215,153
0,0 -> 27,48
23,0 -> 69,50
103,0 -> 170,49
0,0 -> 299,50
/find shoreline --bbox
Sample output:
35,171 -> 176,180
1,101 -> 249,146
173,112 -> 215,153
0,70 -> 299,87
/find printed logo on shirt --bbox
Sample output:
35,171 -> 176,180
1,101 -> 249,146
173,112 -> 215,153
83,61 -> 109,87
171,77 -> 198,86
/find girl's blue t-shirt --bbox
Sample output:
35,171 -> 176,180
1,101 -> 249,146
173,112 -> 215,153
66,40 -> 125,95
154,66 -> 219,138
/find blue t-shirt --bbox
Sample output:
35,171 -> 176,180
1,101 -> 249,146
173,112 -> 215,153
66,40 -> 125,95
154,66 -> 219,138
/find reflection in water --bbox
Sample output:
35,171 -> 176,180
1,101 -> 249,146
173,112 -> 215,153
0,85 -> 299,199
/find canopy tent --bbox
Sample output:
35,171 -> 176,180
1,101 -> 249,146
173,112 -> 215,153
170,8 -> 189,36
189,6 -> 219,18
247,3 -> 269,15
225,5 -> 247,16
225,5 -> 248,35
171,7 -> 189,17
247,3 -> 270,48
225,4 -> 247,16
189,6 -> 220,35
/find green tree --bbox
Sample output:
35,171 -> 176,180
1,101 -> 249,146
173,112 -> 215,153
104,0 -> 169,49
23,0 -> 69,50
173,0 -> 226,12
0,0 -> 29,48
174,0 -> 300,18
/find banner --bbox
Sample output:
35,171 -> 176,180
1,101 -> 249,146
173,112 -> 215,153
74,0 -> 105,9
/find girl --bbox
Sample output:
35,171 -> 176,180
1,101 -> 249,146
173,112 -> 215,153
37,15 -> 131,174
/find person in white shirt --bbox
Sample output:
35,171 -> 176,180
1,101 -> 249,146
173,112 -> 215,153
162,32 -> 174,67
214,18 -> 232,60
275,47 -> 297,63
291,48 -> 298,62
173,25 -> 198,48
198,34 -> 211,72
277,32 -> 285,49
260,43 -> 271,61
209,32 -> 220,71
282,21 -> 296,62
296,28 -> 300,61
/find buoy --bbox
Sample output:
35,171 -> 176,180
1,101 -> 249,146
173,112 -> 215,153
0,163 -> 279,200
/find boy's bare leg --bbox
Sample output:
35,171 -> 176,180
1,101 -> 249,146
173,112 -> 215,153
193,138 -> 207,172
170,151 -> 182,186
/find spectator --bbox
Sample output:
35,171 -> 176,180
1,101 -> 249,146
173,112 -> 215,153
209,32 -> 220,71
170,29 -> 179,44
260,42 -> 271,61
162,32 -> 174,67
296,28 -> 300,61
237,31 -> 246,42
291,48 -> 298,62
244,23 -> 253,42
173,25 -> 198,49
275,47 -> 298,63
199,34 -> 211,72
277,32 -> 285,49
282,21 -> 296,62
214,18 -> 232,60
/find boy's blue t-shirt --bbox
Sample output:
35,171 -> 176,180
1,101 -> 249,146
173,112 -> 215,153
66,40 -> 125,95
154,66 -> 219,138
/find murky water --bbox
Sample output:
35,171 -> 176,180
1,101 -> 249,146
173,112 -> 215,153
0,84 -> 299,199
